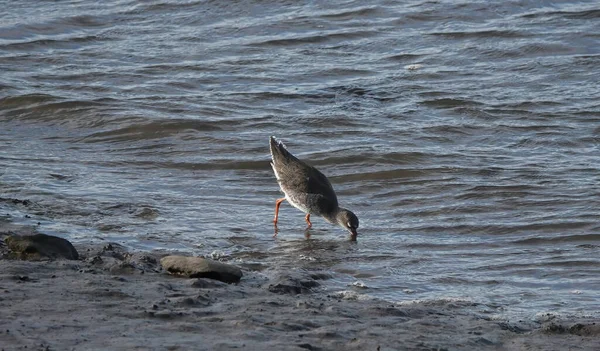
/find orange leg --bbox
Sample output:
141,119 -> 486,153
273,198 -> 286,225
305,213 -> 312,228
304,229 -> 311,240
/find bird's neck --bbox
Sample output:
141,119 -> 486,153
325,206 -> 344,226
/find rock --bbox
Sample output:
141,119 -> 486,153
192,278 -> 228,289
543,322 -> 600,336
84,244 -> 161,275
5,233 -> 79,260
267,274 -> 320,295
160,255 -> 242,283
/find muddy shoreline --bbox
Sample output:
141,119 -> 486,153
1,220 -> 599,350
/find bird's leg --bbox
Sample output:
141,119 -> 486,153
304,229 -> 311,240
305,213 -> 312,228
273,198 -> 286,225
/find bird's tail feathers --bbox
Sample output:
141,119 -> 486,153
269,136 -> 293,162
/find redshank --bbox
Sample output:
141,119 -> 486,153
269,136 -> 359,237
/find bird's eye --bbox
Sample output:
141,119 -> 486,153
347,222 -> 351,228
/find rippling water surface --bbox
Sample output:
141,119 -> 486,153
1,0 -> 599,319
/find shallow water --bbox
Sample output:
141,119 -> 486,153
1,0 -> 599,320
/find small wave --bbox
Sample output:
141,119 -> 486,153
522,9 -> 600,20
383,53 -> 423,62
318,6 -> 380,20
124,0 -> 206,14
251,30 -> 377,47
80,119 -> 224,143
0,93 -> 58,108
509,137 -> 581,149
331,290 -> 372,301
230,91 -> 334,101
402,220 -> 596,236
428,29 -> 527,39
1,94 -> 110,126
1,35 -> 101,52
420,98 -> 483,109
0,13 -> 109,42
334,169 -> 425,183
396,297 -> 479,308
513,233 -> 600,245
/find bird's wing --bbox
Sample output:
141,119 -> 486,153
270,136 -> 339,211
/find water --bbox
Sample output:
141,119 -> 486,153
1,0 -> 599,320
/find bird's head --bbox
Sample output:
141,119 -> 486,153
337,208 -> 359,237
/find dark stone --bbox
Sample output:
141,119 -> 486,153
160,255 -> 243,283
267,275 -> 320,295
309,272 -> 333,280
191,278 -> 228,289
497,322 -> 528,334
5,233 -> 79,260
85,246 -> 161,275
544,322 -> 600,336
298,343 -> 322,351
544,323 -> 567,334
13,275 -> 34,282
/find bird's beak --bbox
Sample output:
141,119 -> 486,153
350,228 -> 358,236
